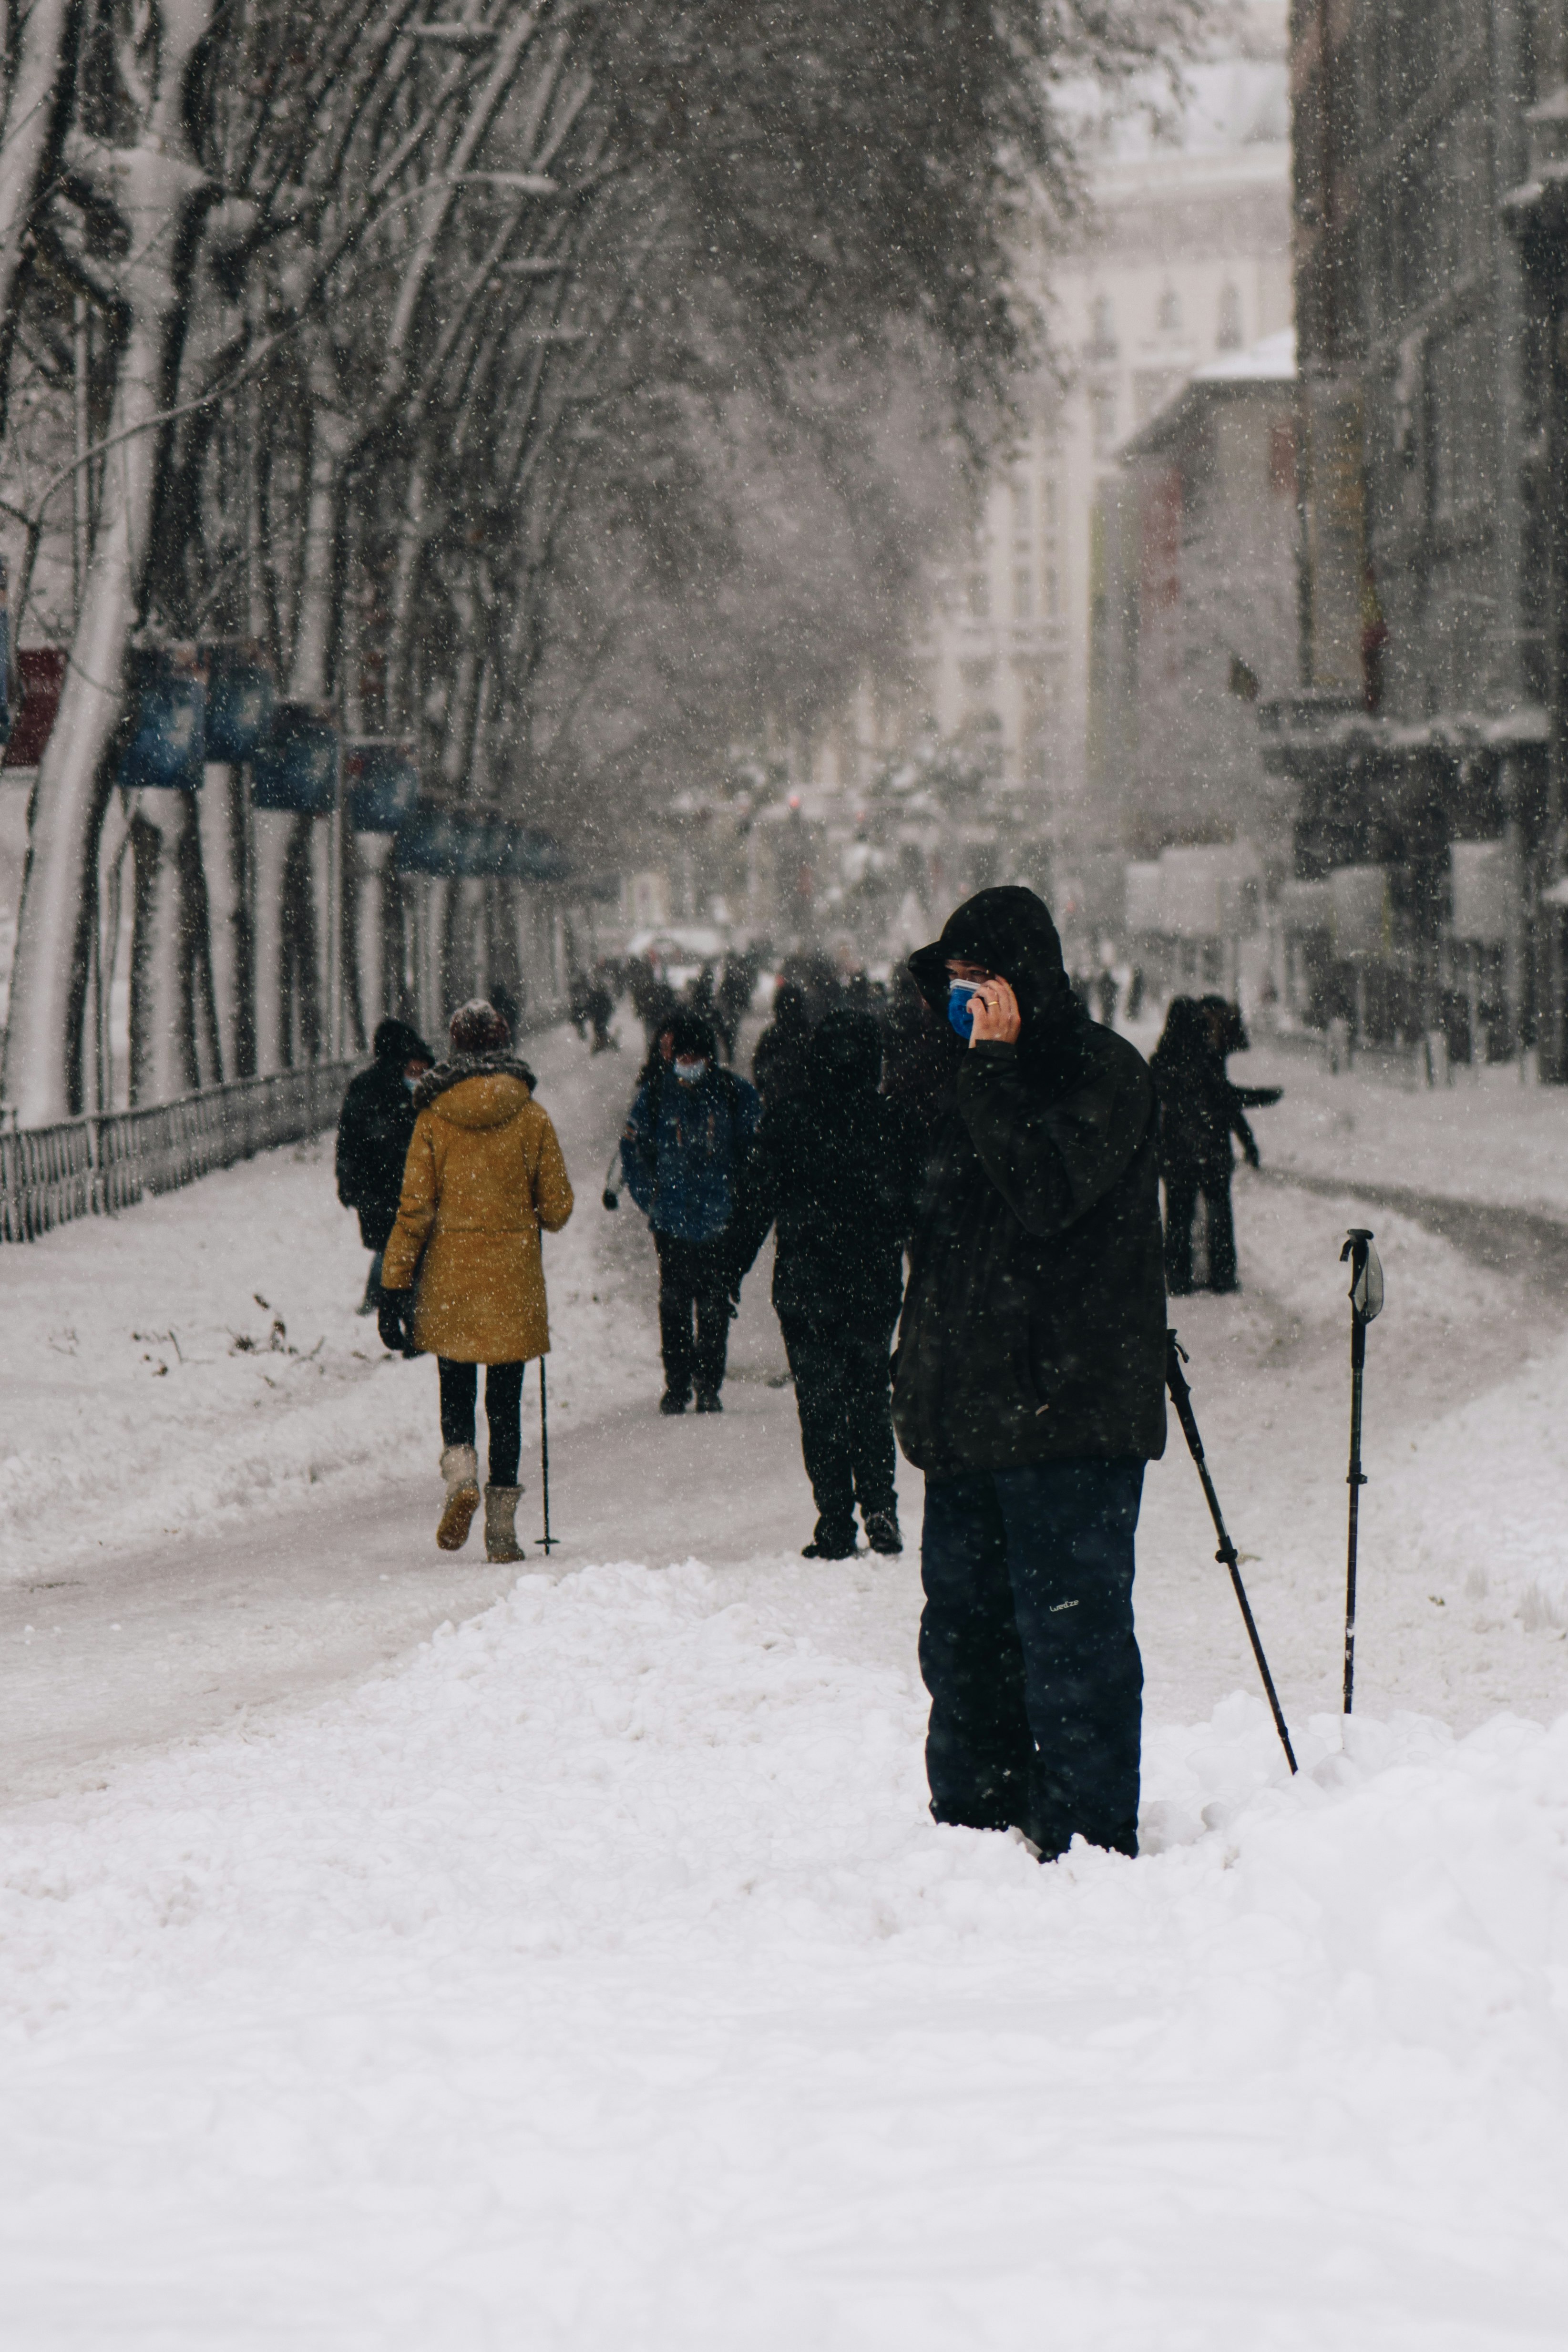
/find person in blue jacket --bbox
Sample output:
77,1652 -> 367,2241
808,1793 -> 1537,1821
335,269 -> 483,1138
620,1008 -> 760,1414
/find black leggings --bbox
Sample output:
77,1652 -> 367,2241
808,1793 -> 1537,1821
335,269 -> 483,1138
438,1359 -> 526,1485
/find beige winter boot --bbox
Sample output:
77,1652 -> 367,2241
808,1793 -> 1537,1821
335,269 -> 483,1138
484,1484 -> 525,1564
436,1445 -> 481,1551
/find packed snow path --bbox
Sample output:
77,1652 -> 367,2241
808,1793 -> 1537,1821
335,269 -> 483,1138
1,1016 -> 1567,2346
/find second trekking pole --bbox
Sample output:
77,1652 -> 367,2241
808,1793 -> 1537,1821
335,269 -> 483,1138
1165,1331 -> 1297,1774
1338,1228 -> 1384,1712
537,1359 -> 557,1554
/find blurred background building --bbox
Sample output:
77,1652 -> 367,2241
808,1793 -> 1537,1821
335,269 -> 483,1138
917,8 -> 1291,824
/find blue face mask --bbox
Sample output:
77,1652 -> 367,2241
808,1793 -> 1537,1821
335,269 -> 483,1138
674,1057 -> 707,1084
948,980 -> 980,1042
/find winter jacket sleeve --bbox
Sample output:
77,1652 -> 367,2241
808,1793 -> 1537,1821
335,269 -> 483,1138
620,1080 -> 658,1217
723,1126 -> 780,1284
1226,1087 -> 1261,1166
379,1113 -> 438,1291
532,1110 -> 575,1233
955,1039 -> 1155,1239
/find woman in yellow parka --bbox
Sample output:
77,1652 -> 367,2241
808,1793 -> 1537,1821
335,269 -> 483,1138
379,1000 -> 574,1560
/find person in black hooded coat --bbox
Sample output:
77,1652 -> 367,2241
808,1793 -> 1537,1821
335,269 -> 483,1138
336,1017 -> 434,1310
895,886 -> 1167,1863
1150,996 -> 1281,1295
727,1008 -> 926,1559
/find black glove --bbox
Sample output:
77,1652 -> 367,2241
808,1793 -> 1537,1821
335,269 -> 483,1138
378,1289 -> 416,1354
602,1187 -> 619,1211
1244,1142 -> 1262,1170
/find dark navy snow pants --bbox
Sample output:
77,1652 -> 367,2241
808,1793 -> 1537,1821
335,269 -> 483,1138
919,1458 -> 1145,1860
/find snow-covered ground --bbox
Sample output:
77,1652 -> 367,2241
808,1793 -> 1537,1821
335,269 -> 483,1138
1,1012 -> 1566,2346
1225,1026 -> 1568,1222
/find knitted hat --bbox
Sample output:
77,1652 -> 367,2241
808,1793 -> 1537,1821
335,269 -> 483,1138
449,999 -> 512,1055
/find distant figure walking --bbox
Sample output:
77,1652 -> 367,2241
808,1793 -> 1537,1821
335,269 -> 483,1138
586,964 -> 617,1053
728,1007 -> 925,1559
620,1009 -> 760,1415
378,1001 -> 574,1561
335,1019 -> 433,1312
1149,996 -> 1280,1295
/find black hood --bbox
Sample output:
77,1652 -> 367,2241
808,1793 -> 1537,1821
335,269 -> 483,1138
908,887 -> 1088,1062
809,1006 -> 882,1094
372,1017 -> 433,1067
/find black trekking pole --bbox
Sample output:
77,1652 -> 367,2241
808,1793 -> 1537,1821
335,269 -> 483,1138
1165,1331 -> 1298,1773
537,1358 -> 557,1554
1338,1228 -> 1384,1712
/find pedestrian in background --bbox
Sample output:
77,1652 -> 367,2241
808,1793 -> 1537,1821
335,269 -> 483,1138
335,1018 -> 433,1313
1150,996 -> 1279,1295
620,1009 -> 759,1414
727,1007 -> 925,1559
586,963 -> 617,1054
379,1000 -> 574,1561
895,887 -> 1167,1863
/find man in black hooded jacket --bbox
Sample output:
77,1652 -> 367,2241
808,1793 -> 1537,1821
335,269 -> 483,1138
727,1007 -> 926,1559
336,1018 -> 433,1311
895,887 -> 1166,1862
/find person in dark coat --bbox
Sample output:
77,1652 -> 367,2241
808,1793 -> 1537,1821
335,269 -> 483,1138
335,1018 -> 433,1311
751,980 -> 812,1108
586,963 -> 617,1053
1150,997 -> 1281,1295
727,1008 -> 926,1560
895,886 -> 1167,1863
621,1009 -> 761,1413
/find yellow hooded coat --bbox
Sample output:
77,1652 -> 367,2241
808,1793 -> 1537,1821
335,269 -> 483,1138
380,1067 -> 574,1362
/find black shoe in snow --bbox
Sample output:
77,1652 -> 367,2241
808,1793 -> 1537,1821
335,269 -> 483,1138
802,1519 -> 859,1560
694,1388 -> 723,1414
862,1508 -> 902,1556
658,1389 -> 689,1415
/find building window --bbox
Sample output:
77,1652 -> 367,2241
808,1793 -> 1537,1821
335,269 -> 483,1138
1010,478 -> 1031,541
1089,384 -> 1117,453
1088,294 -> 1117,359
1043,478 -> 1059,535
1217,283 -> 1243,350
1014,567 -> 1034,621
959,658 -> 995,694
1046,567 -> 1060,617
966,572 -> 991,622
1158,286 -> 1182,335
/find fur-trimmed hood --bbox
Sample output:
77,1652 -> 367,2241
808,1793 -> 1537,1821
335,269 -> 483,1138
413,1052 -> 538,1115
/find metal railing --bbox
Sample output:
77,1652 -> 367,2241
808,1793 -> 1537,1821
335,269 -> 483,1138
0,1061 -> 359,1244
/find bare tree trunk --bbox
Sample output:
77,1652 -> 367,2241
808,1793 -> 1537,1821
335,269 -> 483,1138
449,874 -> 487,1005
2,114 -> 214,1119
3,304 -> 164,1121
184,808 -> 224,1089
283,342 -> 350,1062
127,790 -> 201,1105
198,764 -> 247,1080
0,0 -> 79,439
352,829 -> 395,1044
422,873 -> 451,1042
250,812 -> 293,1073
